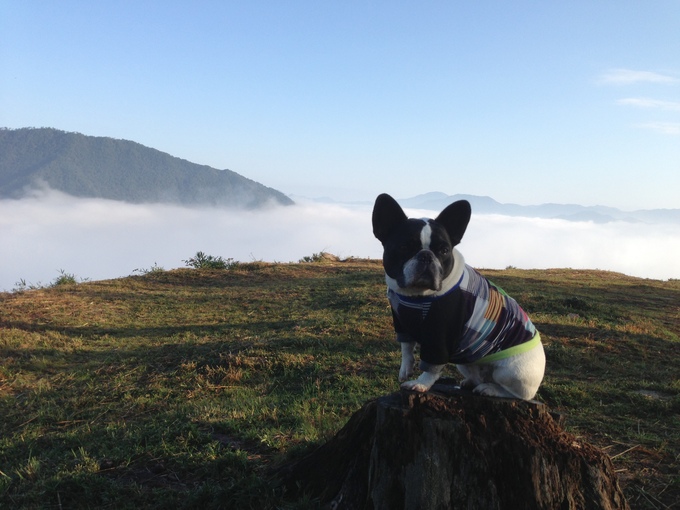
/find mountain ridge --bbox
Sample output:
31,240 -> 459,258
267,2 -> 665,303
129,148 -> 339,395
397,192 -> 679,224
0,127 -> 293,208
294,192 -> 678,224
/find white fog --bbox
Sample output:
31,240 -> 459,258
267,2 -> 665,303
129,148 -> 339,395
1,189 -> 678,291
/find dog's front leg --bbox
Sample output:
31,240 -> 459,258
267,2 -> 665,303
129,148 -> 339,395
401,361 -> 445,393
398,336 -> 416,382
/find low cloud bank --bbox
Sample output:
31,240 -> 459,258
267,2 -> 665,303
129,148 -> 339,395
1,190 -> 678,291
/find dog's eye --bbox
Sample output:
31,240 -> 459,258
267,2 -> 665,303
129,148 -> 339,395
439,246 -> 450,256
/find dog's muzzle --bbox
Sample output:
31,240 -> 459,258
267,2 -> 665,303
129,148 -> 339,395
402,250 -> 443,290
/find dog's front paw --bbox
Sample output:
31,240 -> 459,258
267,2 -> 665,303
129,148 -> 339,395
400,371 -> 439,392
401,379 -> 430,392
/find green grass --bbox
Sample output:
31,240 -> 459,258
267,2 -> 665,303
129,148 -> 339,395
1,261 -> 678,509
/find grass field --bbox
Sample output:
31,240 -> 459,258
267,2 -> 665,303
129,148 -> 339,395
1,259 -> 678,509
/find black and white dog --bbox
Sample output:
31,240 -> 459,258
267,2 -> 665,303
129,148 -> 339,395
372,193 -> 545,400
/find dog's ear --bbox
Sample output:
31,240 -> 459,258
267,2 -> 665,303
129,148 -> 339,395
372,193 -> 408,243
435,200 -> 471,246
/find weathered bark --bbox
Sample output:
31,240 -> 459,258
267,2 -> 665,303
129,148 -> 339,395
276,380 -> 629,510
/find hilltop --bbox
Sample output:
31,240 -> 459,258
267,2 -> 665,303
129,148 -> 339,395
0,128 -> 293,208
0,260 -> 678,508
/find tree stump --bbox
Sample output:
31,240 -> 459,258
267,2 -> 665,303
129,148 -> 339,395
276,379 -> 629,510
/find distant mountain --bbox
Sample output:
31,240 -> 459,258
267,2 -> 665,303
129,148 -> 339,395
0,128 -> 293,208
398,192 -> 680,224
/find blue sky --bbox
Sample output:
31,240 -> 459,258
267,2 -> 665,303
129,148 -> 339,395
2,1 -> 679,210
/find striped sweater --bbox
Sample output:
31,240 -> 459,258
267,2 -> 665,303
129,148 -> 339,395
388,260 -> 537,366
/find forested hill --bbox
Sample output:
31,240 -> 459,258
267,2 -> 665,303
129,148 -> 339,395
0,128 -> 294,208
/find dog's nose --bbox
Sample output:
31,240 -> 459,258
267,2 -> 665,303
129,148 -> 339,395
416,250 -> 436,264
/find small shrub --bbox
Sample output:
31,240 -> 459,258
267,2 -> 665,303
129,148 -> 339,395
51,270 -> 85,287
13,270 -> 87,291
299,253 -> 322,263
13,278 -> 43,292
183,251 -> 236,270
132,262 -> 165,275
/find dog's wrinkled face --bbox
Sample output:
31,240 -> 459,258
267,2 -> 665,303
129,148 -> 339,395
372,194 -> 471,293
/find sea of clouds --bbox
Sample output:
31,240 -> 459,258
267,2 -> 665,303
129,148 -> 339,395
1,189 -> 679,291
